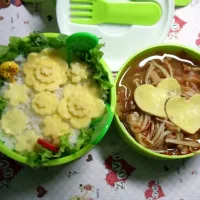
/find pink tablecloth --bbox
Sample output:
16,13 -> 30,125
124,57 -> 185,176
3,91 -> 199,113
1,1 -> 200,200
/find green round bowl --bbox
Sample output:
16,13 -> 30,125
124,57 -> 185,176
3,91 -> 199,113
0,33 -> 116,166
115,44 -> 200,160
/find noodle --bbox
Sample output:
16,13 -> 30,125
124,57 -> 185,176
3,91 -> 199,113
135,81 -> 140,87
145,64 -> 155,84
151,60 -> 171,78
140,114 -> 150,132
191,82 -> 200,93
152,122 -> 166,143
153,131 -> 172,148
180,146 -> 189,154
150,71 -> 161,85
142,135 -> 153,145
135,132 -> 145,147
148,122 -> 154,140
189,147 -> 195,153
164,59 -> 173,77
165,139 -> 200,148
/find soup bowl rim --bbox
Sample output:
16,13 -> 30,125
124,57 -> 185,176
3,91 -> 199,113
114,43 -> 200,159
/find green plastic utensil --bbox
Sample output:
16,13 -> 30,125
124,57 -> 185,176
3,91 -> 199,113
66,32 -> 99,51
66,32 -> 99,66
90,104 -> 113,145
175,0 -> 192,6
132,0 -> 190,7
70,0 -> 162,25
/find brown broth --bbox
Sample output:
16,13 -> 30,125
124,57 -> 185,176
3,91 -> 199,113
117,51 -> 200,155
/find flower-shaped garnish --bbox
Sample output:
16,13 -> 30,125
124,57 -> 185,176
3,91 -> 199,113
15,130 -> 39,152
69,62 -> 89,83
58,84 -> 105,129
32,91 -> 58,115
3,83 -> 29,105
43,115 -> 71,142
34,64 -> 58,84
23,49 -> 68,92
83,80 -> 102,98
1,109 -> 28,135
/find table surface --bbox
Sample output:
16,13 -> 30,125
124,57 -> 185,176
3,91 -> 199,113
1,1 -> 200,200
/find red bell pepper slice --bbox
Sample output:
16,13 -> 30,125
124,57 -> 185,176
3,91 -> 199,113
37,138 -> 59,153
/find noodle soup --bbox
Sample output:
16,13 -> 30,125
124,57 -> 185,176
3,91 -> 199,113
116,46 -> 200,157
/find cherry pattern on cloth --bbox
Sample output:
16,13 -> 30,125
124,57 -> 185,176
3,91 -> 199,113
168,15 -> 187,39
195,33 -> 200,47
144,181 -> 165,200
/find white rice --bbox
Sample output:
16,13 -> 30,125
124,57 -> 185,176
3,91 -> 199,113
0,54 -> 80,151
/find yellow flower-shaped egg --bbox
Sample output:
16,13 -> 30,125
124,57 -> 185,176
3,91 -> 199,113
3,83 -> 29,105
32,91 -> 58,115
83,80 -> 102,98
69,62 -> 89,83
1,109 -> 28,135
63,84 -> 82,99
68,93 -> 91,118
43,115 -> 71,141
40,49 -> 68,84
34,60 -> 58,84
23,49 -> 68,92
15,130 -> 39,152
58,84 -> 105,129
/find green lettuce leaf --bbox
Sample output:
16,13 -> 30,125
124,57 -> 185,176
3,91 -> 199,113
25,127 -> 94,167
0,37 -> 21,62
18,32 -> 68,56
73,44 -> 112,90
0,78 -> 5,89
24,148 -> 53,167
0,32 -> 68,63
0,46 -> 9,58
0,97 -> 7,118
0,32 -> 111,91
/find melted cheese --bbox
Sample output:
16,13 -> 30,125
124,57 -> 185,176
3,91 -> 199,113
166,94 -> 200,134
134,78 -> 181,118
